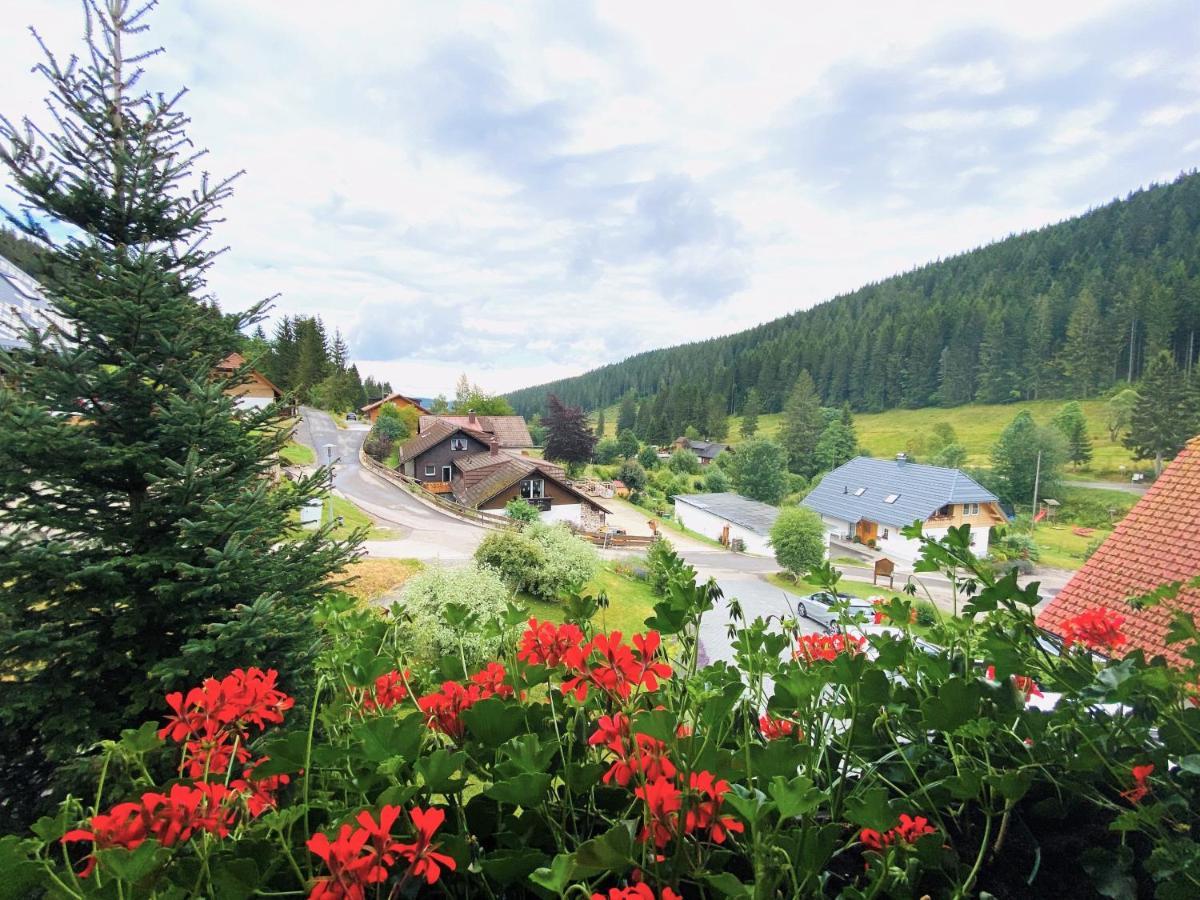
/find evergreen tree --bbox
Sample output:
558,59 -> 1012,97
1053,401 -> 1094,469
293,316 -> 330,399
543,394 -> 596,464
595,408 -> 605,437
616,429 -> 639,459
990,411 -> 1066,507
1058,289 -> 1110,398
331,329 -> 349,371
269,316 -> 298,390
779,370 -> 824,477
739,388 -> 761,438
814,419 -> 857,472
617,390 -> 638,434
0,3 -> 358,829
706,394 -> 729,440
1125,351 -> 1194,474
975,311 -> 1017,403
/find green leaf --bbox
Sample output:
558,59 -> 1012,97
462,697 -> 526,747
351,714 -> 424,764
987,770 -> 1032,803
415,749 -> 467,793
562,761 -> 605,793
572,822 -> 635,875
1177,755 -> 1200,775
211,857 -> 259,900
845,787 -> 895,831
0,836 -> 41,900
769,775 -> 824,819
499,734 -> 559,777
481,848 -> 549,885
253,730 -> 312,777
118,720 -> 163,755
30,805 -> 74,843
529,852 -> 576,895
704,872 -> 753,897
920,677 -> 979,732
485,772 -> 553,806
1081,845 -> 1136,900
749,739 -> 801,780
631,708 -> 677,743
97,839 -> 168,881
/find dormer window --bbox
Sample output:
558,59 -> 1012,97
521,478 -> 545,500
884,494 -> 899,504
450,437 -> 468,451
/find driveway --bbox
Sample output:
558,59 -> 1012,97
295,407 -> 486,562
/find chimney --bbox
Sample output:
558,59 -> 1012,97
896,452 -> 908,463
468,409 -> 477,425
489,436 -> 499,456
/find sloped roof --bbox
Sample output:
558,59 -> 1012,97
215,352 -> 283,397
1037,437 -> 1200,666
453,453 -> 607,513
674,492 -> 780,536
802,456 -> 997,527
420,414 -> 533,448
362,392 -> 430,414
681,439 -> 730,460
396,421 -> 491,465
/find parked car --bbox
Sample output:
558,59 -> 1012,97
796,591 -> 876,630
345,412 -> 358,421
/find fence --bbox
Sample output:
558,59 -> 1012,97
357,447 -> 516,530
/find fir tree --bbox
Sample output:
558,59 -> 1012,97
739,388 -> 761,438
331,329 -> 349,371
706,394 -> 729,440
1053,401 -> 1094,469
991,412 -> 1066,507
595,408 -> 605,437
543,394 -> 596,464
1058,289 -> 1110,398
1125,351 -> 1194,474
0,2 -> 359,830
617,390 -> 638,434
779,370 -> 824,477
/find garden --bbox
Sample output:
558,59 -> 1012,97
7,526 -> 1200,898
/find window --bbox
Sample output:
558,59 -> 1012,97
521,478 -> 545,500
884,494 -> 899,504
424,464 -> 436,477
962,502 -> 980,516
450,437 -> 468,451
853,487 -> 866,496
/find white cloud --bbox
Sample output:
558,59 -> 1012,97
0,0 -> 1196,397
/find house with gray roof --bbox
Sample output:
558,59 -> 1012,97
802,454 -> 1004,562
0,255 -> 66,352
673,492 -> 780,555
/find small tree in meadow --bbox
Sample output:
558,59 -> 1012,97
668,448 -> 701,475
730,439 -> 789,504
770,506 -> 827,580
617,459 -> 648,491
616,429 -> 640,459
638,445 -> 659,470
1053,401 -> 1094,469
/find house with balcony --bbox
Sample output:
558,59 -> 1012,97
360,392 -> 430,422
394,414 -> 607,528
801,454 -> 1005,562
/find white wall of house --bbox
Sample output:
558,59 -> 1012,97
822,518 -> 992,563
541,502 -> 584,527
674,502 -> 773,556
235,395 -> 273,410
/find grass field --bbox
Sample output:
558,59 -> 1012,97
765,572 -> 883,600
1031,524 -> 1109,570
280,440 -> 316,466
338,557 -> 423,602
522,562 -> 659,635
597,397 -> 1146,480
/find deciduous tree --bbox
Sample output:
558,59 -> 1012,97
729,439 -> 789,504
770,507 -> 827,579
543,394 -> 596,464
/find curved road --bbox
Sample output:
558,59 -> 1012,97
295,407 -> 486,561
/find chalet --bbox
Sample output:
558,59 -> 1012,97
394,416 -> 607,528
672,437 -> 731,466
216,352 -> 283,410
802,454 -> 1004,562
1037,437 -> 1200,666
673,492 -> 779,555
361,392 -> 430,422
419,412 -> 533,449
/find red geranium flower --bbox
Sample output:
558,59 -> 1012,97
759,715 -> 801,741
634,777 -> 683,849
794,633 -> 865,663
685,771 -> 744,844
562,631 -> 672,702
361,670 -> 411,712
1061,607 -> 1127,652
307,824 -> 388,900
860,813 -> 936,852
592,886 -> 682,900
518,618 -> 584,667
418,681 -> 481,741
470,662 -> 514,699
1120,763 -> 1154,805
393,807 -> 457,885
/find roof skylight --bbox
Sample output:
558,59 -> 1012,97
884,494 -> 899,503
853,487 -> 866,496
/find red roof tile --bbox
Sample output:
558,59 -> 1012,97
1037,437 -> 1200,666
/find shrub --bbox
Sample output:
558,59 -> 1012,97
1084,534 -> 1106,561
593,438 -> 622,465
474,523 -> 598,600
393,564 -> 511,666
915,600 -> 938,626
617,459 -> 648,491
646,536 -> 680,595
503,498 -> 540,526
991,530 -> 1040,563
704,466 -> 731,493
638,445 -> 659,470
668,448 -> 701,474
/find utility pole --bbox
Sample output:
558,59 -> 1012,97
323,443 -> 337,524
1031,449 -> 1042,521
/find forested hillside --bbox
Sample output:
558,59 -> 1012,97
507,173 -> 1200,429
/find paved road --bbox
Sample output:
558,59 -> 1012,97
1067,478 -> 1148,496
296,407 -> 486,562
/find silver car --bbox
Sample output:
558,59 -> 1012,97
796,591 -> 876,631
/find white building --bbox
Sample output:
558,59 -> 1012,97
0,255 -> 67,351
801,454 -> 1005,563
673,492 -> 780,556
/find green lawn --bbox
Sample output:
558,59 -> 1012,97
320,496 -> 402,541
280,440 -> 316,466
1031,523 -> 1108,570
520,562 -> 659,635
765,572 -> 886,600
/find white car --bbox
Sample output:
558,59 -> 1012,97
796,591 -> 877,630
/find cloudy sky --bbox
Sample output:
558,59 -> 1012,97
2,1 -> 1199,396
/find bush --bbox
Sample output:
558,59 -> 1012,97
503,498 -> 540,526
394,564 -> 511,666
704,466 -> 731,492
668,448 -> 701,474
474,523 -> 598,600
638,445 -> 659,470
990,530 -> 1040,563
593,438 -> 622,465
617,459 -> 648,491
646,536 -> 680,595
915,600 -> 938,627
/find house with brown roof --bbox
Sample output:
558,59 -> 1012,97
361,392 -> 430,423
216,352 -> 282,410
394,414 -> 607,529
1037,436 -> 1200,666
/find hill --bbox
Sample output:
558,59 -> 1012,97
507,173 -> 1200,441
